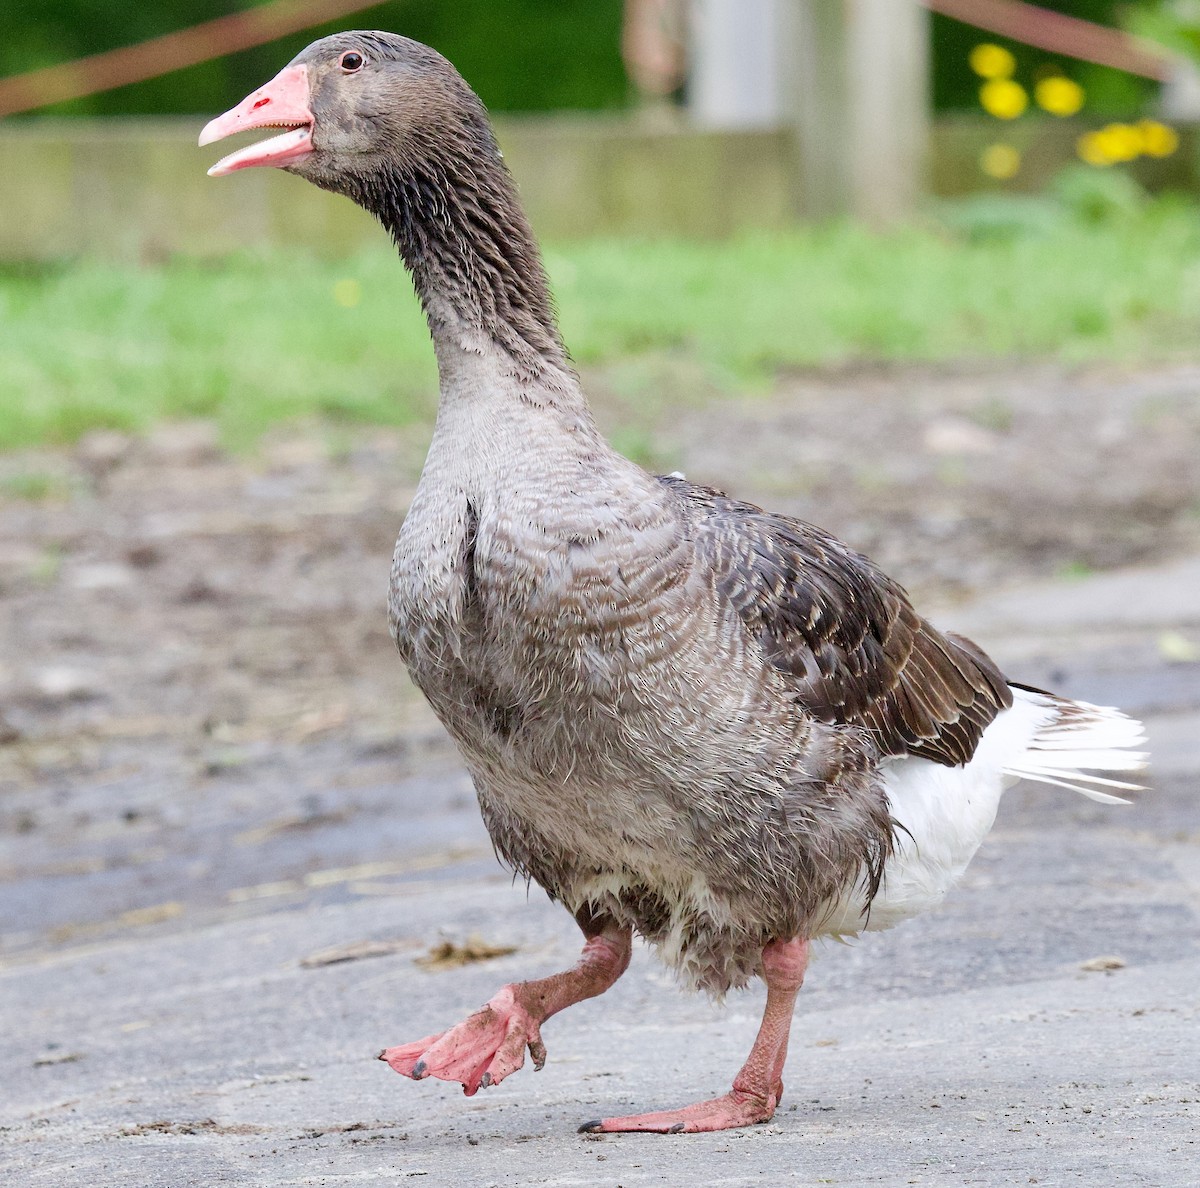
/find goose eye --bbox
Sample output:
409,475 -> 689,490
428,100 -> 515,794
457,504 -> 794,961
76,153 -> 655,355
340,51 -> 365,72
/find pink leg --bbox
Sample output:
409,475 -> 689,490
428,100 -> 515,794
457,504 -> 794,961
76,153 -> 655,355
581,937 -> 809,1134
379,921 -> 632,1096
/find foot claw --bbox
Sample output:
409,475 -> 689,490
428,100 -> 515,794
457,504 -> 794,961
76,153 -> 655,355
578,1119 -> 603,1134
379,986 -> 546,1095
585,1089 -> 777,1134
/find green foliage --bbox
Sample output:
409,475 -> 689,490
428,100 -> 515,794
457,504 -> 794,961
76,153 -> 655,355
4,192 -> 1200,451
0,471 -> 66,501
556,198 -> 1200,375
4,1 -> 628,117
1049,164 -> 1150,223
933,194 -> 1067,243
0,249 -> 439,450
938,167 -> 1157,244
1123,0 -> 1200,61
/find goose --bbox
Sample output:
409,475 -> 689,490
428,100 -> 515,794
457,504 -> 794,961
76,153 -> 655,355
200,32 -> 1147,1134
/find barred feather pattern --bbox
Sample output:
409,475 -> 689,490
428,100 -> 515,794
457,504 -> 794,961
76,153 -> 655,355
383,375 -> 1035,991
387,385 -> 902,992
661,477 -> 1014,766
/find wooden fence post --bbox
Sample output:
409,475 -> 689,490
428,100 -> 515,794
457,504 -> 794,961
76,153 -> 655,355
783,0 -> 930,223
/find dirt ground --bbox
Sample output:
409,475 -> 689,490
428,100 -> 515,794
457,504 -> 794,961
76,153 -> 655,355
1,363 -> 1198,1186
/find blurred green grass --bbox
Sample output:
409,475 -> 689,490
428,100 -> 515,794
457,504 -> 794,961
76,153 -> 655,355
3,174 -> 1200,451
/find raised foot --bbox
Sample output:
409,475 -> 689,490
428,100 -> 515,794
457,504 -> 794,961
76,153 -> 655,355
377,985 -> 545,1097
579,1087 -> 779,1134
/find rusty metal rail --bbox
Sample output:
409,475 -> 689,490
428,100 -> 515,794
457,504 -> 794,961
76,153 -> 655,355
0,0 -> 385,118
925,0 -> 1174,81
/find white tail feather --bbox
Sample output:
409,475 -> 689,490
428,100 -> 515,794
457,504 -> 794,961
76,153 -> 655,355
1004,691 -> 1147,803
1009,748 -> 1146,770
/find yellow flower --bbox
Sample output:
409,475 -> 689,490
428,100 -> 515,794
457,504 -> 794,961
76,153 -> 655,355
1138,119 -> 1180,157
1094,123 -> 1143,162
980,143 -> 1021,180
333,278 -> 362,308
1077,131 -> 1113,167
1035,76 -> 1085,117
970,44 -> 1016,80
980,79 -> 1028,120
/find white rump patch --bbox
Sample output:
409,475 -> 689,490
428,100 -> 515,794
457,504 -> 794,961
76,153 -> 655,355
817,685 -> 1148,938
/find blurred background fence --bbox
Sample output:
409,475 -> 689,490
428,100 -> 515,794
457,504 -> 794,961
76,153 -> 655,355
4,0 -> 1200,258
4,113 -> 1200,260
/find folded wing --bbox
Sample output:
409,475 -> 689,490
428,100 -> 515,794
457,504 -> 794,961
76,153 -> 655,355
665,477 -> 1012,766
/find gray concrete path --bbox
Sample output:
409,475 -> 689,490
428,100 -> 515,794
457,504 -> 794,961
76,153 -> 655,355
3,557 -> 1198,1187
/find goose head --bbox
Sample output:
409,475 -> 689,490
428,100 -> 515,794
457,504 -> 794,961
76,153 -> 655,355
200,31 -> 568,382
199,31 -> 491,192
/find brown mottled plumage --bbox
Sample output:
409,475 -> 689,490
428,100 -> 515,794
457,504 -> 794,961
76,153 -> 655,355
669,479 -> 1013,763
250,32 -> 969,990
201,32 -> 1147,1133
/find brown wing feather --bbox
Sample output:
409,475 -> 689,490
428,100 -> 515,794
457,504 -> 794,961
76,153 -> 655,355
664,477 -> 1011,766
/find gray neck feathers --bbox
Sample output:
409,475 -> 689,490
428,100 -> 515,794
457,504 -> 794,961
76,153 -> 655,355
349,129 -> 572,389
